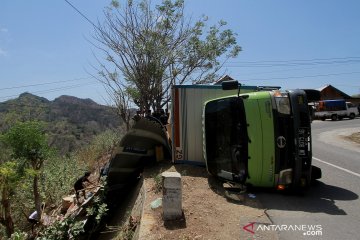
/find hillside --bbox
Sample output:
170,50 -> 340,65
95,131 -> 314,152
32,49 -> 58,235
0,92 -> 122,154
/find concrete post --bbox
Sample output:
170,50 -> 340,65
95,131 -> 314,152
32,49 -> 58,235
161,171 -> 182,220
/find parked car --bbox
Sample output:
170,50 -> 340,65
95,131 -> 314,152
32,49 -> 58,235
314,99 -> 359,121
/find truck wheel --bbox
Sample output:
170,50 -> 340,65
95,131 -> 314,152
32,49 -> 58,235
321,117 -> 326,121
331,114 -> 338,121
349,113 -> 355,119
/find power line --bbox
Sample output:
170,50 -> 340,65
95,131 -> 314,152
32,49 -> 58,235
225,56 -> 360,79
30,82 -> 99,95
331,83 -> 360,88
230,62 -> 359,78
0,77 -> 94,91
0,82 -> 100,100
226,56 -> 360,64
240,71 -> 360,82
63,0 -> 100,30
225,59 -> 360,68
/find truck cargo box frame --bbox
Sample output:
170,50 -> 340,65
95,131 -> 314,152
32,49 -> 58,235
170,84 -> 280,165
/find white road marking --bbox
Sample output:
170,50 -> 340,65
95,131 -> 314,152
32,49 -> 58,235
313,157 -> 360,178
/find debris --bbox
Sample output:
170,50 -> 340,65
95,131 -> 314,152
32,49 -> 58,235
248,193 -> 256,198
86,192 -> 94,199
129,216 -> 139,231
224,190 -> 245,202
150,198 -> 162,209
61,195 -> 75,213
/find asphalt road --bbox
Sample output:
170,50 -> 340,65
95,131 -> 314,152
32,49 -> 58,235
256,118 -> 360,240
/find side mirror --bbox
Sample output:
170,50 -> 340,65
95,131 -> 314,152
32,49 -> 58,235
221,80 -> 240,90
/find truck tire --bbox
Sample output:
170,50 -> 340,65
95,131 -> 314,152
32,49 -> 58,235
349,113 -> 355,119
331,114 -> 338,121
321,117 -> 326,121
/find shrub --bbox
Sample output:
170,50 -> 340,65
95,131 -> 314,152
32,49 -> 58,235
37,217 -> 84,240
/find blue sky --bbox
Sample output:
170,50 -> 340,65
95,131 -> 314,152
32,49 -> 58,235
1,0 -> 360,104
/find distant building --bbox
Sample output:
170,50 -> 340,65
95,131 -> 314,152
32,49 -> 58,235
214,75 -> 234,85
317,85 -> 360,105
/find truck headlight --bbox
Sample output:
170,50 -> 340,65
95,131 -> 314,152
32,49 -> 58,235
272,91 -> 291,115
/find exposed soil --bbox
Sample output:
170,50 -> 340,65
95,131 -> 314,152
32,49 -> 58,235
141,162 -> 278,240
343,132 -> 360,145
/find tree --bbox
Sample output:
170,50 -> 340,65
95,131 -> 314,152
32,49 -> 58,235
104,83 -> 133,131
93,0 -> 241,126
0,159 -> 18,237
0,115 -> 20,237
3,121 -> 51,222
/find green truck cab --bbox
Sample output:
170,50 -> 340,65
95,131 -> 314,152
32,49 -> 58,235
203,81 -> 321,189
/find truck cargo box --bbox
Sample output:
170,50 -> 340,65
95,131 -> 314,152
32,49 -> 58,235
317,99 -> 346,111
170,84 -> 279,165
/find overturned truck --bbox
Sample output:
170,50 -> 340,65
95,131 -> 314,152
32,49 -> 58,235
105,81 -> 322,193
171,81 -> 322,190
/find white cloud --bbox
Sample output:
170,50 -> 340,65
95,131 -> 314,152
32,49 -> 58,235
0,28 -> 8,33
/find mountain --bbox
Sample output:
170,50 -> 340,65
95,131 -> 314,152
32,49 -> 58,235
0,92 -> 122,154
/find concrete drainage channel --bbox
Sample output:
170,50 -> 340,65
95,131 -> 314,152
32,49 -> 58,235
93,178 -> 145,240
92,170 -> 182,240
91,116 -> 171,239
130,178 -> 145,240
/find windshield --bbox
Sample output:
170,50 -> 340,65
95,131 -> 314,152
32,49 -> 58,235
204,97 -> 249,183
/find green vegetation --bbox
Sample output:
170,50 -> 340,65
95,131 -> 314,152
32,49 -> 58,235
36,217 -> 85,240
3,121 -> 52,222
7,231 -> 28,240
0,113 -> 124,238
0,93 -> 122,154
0,160 -> 20,237
41,155 -> 87,205
38,178 -> 109,240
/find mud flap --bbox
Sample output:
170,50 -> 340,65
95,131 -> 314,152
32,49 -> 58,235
293,156 -> 302,188
311,165 -> 322,181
